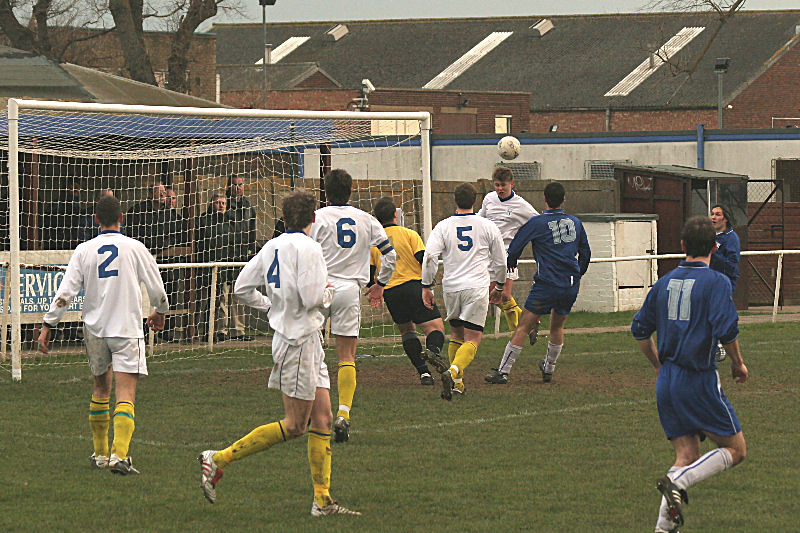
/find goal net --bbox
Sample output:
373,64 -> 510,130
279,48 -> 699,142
1,100 -> 431,381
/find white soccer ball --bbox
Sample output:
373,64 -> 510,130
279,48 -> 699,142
497,136 -> 521,160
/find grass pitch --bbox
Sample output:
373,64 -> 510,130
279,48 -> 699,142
2,318 -> 798,532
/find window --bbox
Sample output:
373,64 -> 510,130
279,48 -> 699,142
495,115 -> 512,134
584,160 -> 632,180
370,120 -> 421,136
496,161 -> 540,180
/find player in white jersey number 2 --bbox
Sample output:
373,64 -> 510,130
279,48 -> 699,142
422,183 -> 507,400
38,195 -> 169,475
478,165 -> 538,334
309,169 -> 397,443
197,189 -> 360,517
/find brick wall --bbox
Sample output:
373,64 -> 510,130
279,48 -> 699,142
220,87 -> 530,135
529,108 -> 717,133
747,201 -> 800,304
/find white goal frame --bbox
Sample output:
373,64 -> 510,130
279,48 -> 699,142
5,98 -> 432,381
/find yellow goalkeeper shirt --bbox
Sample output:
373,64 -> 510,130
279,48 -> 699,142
371,224 -> 425,290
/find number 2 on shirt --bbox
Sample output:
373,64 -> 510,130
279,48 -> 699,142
456,226 -> 473,251
267,249 -> 280,288
336,218 -> 356,248
97,244 -> 119,278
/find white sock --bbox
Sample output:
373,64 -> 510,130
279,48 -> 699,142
498,342 -> 523,374
545,342 -> 562,370
338,405 -> 350,414
655,466 -> 680,531
671,447 -> 733,490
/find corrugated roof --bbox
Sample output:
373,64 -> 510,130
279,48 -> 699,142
214,11 -> 800,110
423,31 -> 513,89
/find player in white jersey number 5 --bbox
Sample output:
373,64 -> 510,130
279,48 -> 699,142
422,183 -> 506,400
309,169 -> 397,442
38,194 -> 169,475
197,189 -> 360,517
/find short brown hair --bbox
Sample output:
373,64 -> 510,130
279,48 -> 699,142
373,197 -> 396,225
681,216 -> 717,257
283,189 -> 317,231
454,183 -> 477,210
324,169 -> 352,205
96,194 -> 121,227
492,166 -> 514,183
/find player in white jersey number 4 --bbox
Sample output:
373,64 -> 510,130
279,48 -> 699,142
38,194 -> 169,475
198,189 -> 360,517
309,169 -> 397,442
422,183 -> 507,400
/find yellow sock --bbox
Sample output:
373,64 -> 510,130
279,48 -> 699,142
110,401 -> 134,460
452,341 -> 478,374
89,395 -> 110,457
337,362 -> 356,421
448,339 -> 463,364
214,421 -> 287,469
500,297 -> 521,331
308,427 -> 332,506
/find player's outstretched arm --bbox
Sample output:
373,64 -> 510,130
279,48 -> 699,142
37,325 -> 52,354
635,337 -> 660,373
136,246 -> 169,314
722,339 -> 748,383
146,311 -> 165,331
234,253 -> 271,311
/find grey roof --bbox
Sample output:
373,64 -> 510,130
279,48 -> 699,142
0,46 -> 94,100
217,62 -> 341,91
615,164 -> 749,180
214,10 -> 800,110
1,45 -> 222,107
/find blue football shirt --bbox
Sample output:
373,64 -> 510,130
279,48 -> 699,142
631,261 -> 738,372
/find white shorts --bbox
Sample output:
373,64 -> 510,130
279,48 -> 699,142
506,267 -> 519,281
83,327 -> 147,376
325,282 -> 361,337
444,287 -> 490,327
268,333 -> 330,401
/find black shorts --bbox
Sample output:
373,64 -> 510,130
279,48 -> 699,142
383,280 -> 441,325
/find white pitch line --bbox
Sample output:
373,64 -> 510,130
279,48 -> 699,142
10,398 -> 653,449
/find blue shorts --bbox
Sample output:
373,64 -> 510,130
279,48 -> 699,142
524,281 -> 578,316
656,362 -> 742,440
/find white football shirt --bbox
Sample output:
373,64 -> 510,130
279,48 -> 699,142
234,231 -> 333,345
422,213 -> 507,292
478,191 -> 539,248
43,230 -> 169,338
309,204 -> 396,287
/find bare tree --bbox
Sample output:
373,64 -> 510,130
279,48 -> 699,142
1,0 -> 242,93
642,0 -> 747,102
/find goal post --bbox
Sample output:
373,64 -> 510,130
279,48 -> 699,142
2,99 -> 431,381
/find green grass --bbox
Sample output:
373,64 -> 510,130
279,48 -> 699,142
2,320 -> 799,532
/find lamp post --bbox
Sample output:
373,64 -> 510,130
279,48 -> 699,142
259,0 -> 277,109
714,57 -> 730,129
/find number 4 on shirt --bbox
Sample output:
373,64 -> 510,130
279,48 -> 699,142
267,250 -> 280,288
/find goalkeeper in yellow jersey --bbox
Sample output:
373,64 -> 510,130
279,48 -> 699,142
198,190 -> 360,517
477,166 -> 538,334
370,198 -> 446,386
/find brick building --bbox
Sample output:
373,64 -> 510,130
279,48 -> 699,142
214,10 -> 800,133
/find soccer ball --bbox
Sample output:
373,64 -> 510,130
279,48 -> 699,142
497,136 -> 521,160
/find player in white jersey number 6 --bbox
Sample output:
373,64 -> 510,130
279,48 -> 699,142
38,194 -> 169,476
309,169 -> 397,443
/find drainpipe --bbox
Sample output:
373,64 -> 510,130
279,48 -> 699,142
696,124 -> 705,169
605,107 -> 611,132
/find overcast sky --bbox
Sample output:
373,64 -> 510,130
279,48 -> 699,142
213,0 -> 799,26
